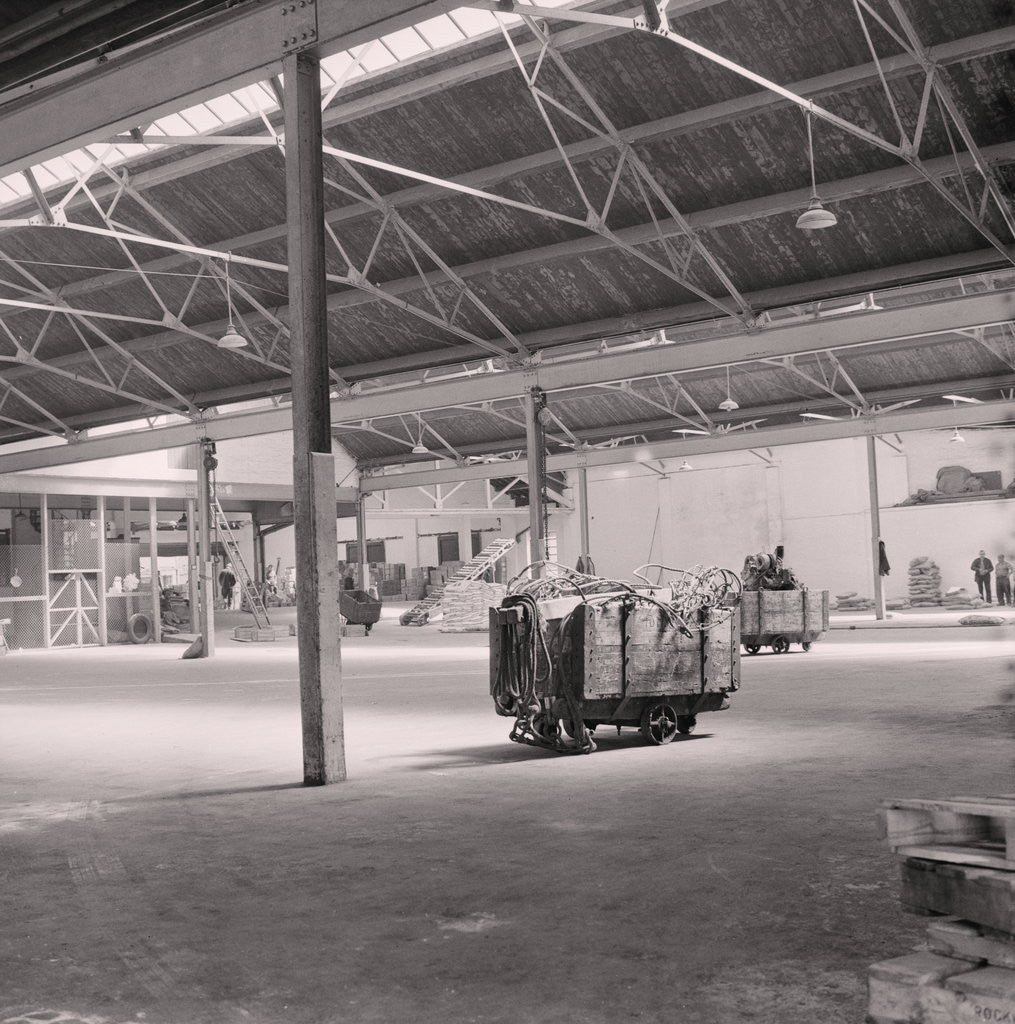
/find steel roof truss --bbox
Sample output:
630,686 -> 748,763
322,150 -> 531,361
498,9 -> 752,323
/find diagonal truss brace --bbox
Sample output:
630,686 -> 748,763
472,1 -> 1015,265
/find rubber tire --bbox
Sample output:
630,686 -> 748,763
640,703 -> 679,745
744,644 -> 761,655
126,612 -> 153,644
801,641 -> 812,651
676,715 -> 697,735
771,635 -> 790,654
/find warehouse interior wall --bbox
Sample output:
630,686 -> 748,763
558,431 -> 1012,600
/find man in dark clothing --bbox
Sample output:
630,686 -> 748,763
971,550 -> 993,603
995,554 -> 1012,607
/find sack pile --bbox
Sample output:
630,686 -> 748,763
440,580 -> 507,633
908,556 -> 942,606
833,591 -> 874,610
941,585 -> 984,610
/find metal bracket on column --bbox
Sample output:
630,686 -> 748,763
280,0 -> 318,56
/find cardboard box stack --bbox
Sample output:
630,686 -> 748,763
867,796 -> 1015,1023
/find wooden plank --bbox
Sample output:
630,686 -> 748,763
927,919 -> 1015,971
900,858 -> 1015,933
880,798 -> 1015,870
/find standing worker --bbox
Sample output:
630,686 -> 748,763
995,554 -> 1012,607
219,562 -> 237,607
971,550 -> 994,604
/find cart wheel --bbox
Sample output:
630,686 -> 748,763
801,641 -> 812,651
364,623 -> 372,635
676,715 -> 696,735
744,644 -> 761,655
640,703 -> 678,745
771,635 -> 790,654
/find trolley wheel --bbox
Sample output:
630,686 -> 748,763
771,635 -> 790,654
801,641 -> 812,651
640,702 -> 679,746
676,714 -> 697,735
744,644 -> 761,655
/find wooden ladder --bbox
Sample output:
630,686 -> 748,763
212,499 -> 270,629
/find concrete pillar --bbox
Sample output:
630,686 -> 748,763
283,47 -> 345,784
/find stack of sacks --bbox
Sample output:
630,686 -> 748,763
908,557 -> 942,606
942,586 -> 984,610
440,580 -> 507,632
834,591 -> 875,610
885,597 -> 911,611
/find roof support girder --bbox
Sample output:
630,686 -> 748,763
0,287 -> 1010,472
359,398 -> 1015,491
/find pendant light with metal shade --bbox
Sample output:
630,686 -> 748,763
796,109 -> 838,231
718,365 -> 739,412
410,414 -> 429,455
217,252 -> 248,349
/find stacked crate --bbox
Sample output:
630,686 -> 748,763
868,796 -> 1015,1023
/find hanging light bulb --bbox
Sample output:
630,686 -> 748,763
949,428 -> 965,444
718,365 -> 739,412
410,414 -> 429,455
218,252 -> 248,348
678,459 -> 692,472
796,109 -> 838,230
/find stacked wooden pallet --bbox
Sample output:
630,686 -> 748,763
868,796 -> 1015,1023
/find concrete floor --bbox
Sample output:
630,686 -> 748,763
1,605 -> 1012,1024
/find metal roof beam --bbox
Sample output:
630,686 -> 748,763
0,1 -> 463,178
0,287 -> 1011,472
3,141 -> 1010,399
358,398 -> 1015,490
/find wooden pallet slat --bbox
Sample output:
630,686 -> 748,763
880,797 -> 1015,871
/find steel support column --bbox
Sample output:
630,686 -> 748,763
148,497 -> 161,642
197,442 -> 215,657
866,435 -> 886,621
186,497 -> 198,633
96,495 -> 107,646
283,48 -> 345,785
356,497 -> 369,591
577,461 -> 592,571
525,387 -> 547,574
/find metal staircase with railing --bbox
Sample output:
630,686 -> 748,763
399,538 -> 515,626
212,499 -> 270,629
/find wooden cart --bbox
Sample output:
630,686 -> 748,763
490,592 -> 740,752
739,588 -> 829,654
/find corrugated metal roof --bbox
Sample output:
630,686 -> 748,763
0,0 -> 1012,462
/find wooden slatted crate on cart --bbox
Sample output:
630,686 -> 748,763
739,588 -> 829,654
867,796 -> 1015,1023
489,595 -> 740,746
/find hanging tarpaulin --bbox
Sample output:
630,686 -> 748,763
879,540 -> 891,577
